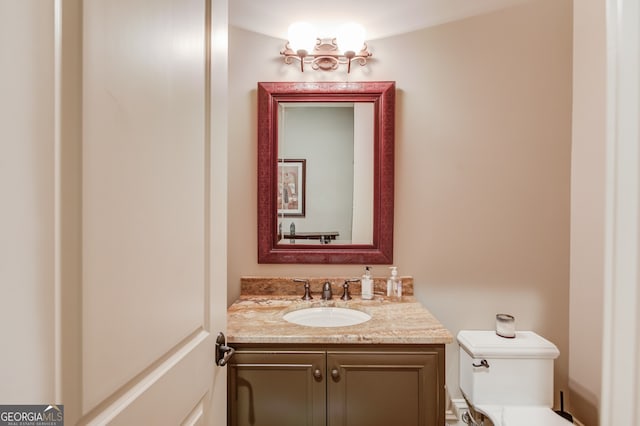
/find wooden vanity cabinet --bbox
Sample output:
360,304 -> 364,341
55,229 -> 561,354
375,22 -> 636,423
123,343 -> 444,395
227,344 -> 445,426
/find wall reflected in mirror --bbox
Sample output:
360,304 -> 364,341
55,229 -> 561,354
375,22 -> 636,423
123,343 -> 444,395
276,102 -> 374,246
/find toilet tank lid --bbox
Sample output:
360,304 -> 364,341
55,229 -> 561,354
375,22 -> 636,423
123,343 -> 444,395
457,330 -> 560,359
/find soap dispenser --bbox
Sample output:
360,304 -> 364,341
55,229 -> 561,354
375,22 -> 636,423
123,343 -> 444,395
361,266 -> 373,300
387,266 -> 401,299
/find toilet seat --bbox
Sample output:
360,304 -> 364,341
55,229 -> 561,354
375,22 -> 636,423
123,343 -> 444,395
475,405 -> 573,426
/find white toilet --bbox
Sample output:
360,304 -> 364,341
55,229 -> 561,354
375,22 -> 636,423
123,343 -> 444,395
457,330 -> 573,426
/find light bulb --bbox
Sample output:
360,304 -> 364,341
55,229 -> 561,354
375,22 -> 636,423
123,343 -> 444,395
287,22 -> 316,53
337,22 -> 365,54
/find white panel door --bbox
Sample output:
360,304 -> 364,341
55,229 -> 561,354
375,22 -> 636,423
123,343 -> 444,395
80,0 -> 227,424
0,0 -> 57,405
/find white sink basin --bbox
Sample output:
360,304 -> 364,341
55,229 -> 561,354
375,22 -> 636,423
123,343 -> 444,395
283,307 -> 371,327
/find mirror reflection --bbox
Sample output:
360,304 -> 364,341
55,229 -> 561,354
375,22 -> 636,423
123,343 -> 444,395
277,102 -> 374,245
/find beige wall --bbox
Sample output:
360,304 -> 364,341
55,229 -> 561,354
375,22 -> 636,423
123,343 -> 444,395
569,0 -> 605,425
228,0 -> 573,406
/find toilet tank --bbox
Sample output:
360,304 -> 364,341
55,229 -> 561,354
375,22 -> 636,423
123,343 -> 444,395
457,330 -> 560,407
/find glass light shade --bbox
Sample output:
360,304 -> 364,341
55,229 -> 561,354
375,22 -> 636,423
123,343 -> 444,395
287,22 -> 316,53
337,22 -> 366,54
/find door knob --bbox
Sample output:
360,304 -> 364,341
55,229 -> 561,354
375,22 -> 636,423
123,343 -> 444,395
215,332 -> 235,367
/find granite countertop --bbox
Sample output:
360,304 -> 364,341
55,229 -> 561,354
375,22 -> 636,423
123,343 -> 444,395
227,277 -> 453,345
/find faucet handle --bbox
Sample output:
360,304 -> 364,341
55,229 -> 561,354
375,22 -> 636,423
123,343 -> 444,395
293,278 -> 312,300
340,279 -> 359,301
340,283 -> 352,301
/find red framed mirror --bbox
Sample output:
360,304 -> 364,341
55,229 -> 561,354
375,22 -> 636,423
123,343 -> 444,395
257,81 -> 395,264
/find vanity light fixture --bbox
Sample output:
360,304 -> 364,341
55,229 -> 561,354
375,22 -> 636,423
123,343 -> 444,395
280,22 -> 372,73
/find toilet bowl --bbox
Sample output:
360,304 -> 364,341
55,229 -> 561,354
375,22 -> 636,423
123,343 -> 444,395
457,330 -> 573,425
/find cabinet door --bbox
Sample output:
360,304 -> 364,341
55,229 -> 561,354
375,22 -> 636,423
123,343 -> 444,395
327,349 -> 444,426
228,350 -> 326,426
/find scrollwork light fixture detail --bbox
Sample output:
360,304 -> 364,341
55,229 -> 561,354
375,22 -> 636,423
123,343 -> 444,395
280,22 -> 372,73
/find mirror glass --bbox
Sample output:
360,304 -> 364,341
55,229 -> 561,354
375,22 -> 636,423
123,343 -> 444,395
257,81 -> 395,264
277,102 -> 374,245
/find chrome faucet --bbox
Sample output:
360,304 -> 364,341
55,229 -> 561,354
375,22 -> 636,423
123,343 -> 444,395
322,281 -> 333,300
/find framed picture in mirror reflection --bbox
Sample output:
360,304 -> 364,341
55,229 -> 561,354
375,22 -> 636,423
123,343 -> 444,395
277,159 -> 305,217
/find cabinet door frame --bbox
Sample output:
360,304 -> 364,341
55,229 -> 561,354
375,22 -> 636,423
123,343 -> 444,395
327,348 -> 444,426
228,349 -> 327,426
